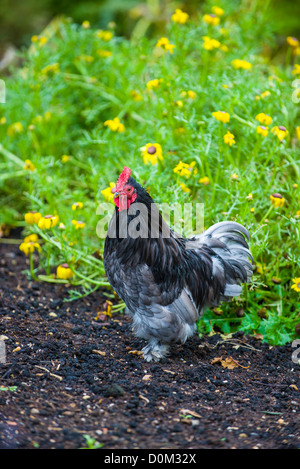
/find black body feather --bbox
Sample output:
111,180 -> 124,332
103,176 -> 253,361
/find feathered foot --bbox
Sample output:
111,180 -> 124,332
142,340 -> 170,362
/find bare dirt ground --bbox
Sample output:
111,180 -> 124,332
0,241 -> 299,449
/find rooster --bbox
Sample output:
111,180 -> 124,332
103,167 -> 253,361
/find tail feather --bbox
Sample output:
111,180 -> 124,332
203,221 -> 250,241
195,221 -> 253,303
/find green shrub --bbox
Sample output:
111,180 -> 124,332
1,0 -> 300,344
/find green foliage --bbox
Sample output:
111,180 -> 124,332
0,0 -> 300,344
0,0 -> 141,47
81,434 -> 103,449
0,386 -> 18,392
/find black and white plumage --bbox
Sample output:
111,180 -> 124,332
103,167 -> 253,361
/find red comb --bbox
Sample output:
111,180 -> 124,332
116,167 -> 131,191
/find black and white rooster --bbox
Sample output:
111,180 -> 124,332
103,167 -> 253,361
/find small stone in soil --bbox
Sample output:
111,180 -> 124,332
103,384 -> 125,397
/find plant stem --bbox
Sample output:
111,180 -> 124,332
0,144 -> 24,167
71,268 -> 110,287
259,205 -> 273,224
29,253 -> 38,281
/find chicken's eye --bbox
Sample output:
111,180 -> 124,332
127,187 -> 132,192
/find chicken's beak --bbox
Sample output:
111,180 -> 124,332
113,192 -> 128,211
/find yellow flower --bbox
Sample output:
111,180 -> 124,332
180,183 -> 191,193
294,46 -> 300,56
250,207 -> 255,213
212,6 -> 225,16
220,44 -> 228,52
220,27 -> 228,35
230,173 -> 239,180
25,211 -> 42,225
61,155 -> 71,163
104,117 -> 125,132
146,78 -> 163,90
246,193 -> 253,200
140,143 -> 163,165
203,14 -> 220,26
56,263 -> 74,280
38,215 -> 59,229
96,49 -> 112,58
224,130 -> 235,146
199,176 -> 210,185
19,238 -> 41,256
255,113 -> 272,125
175,126 -> 185,135
187,90 -> 196,99
256,91 -> 270,100
256,263 -> 265,274
155,37 -> 168,47
24,159 -> 35,171
287,36 -> 299,48
271,126 -> 289,141
296,126 -> 300,141
117,122 -> 125,132
77,54 -> 94,62
43,111 -> 51,121
31,35 -> 48,46
171,8 -> 189,24
202,36 -> 220,50
0,117 -> 6,124
7,122 -> 23,136
32,111 -> 52,124
41,63 -> 59,76
38,37 -> 48,46
72,220 -> 86,229
130,90 -> 143,102
294,45 -> 300,55
291,277 -> 300,292
82,20 -> 90,29
24,234 -> 38,243
72,202 -> 84,211
256,125 -> 268,137
173,161 -> 197,178
95,300 -> 113,320
101,182 -> 116,202
156,37 -> 176,54
292,64 -> 300,75
96,30 -> 113,41
32,115 -> 43,125
212,110 -> 230,123
270,193 -> 285,208
232,59 -> 252,70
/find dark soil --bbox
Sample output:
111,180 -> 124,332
0,241 -> 299,450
